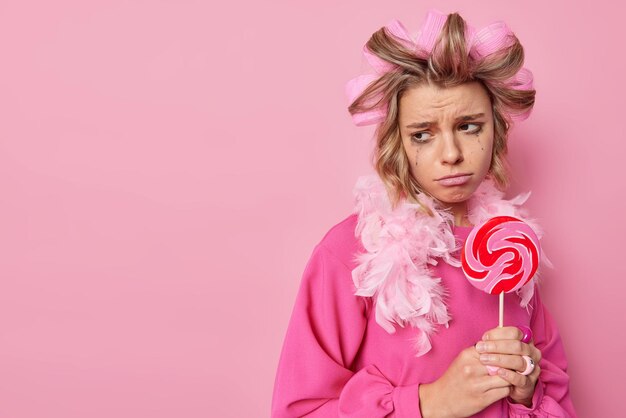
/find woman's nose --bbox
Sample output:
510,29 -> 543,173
441,134 -> 464,165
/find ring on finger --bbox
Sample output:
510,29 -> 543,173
518,355 -> 535,376
517,325 -> 533,344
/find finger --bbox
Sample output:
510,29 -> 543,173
482,385 -> 512,404
516,341 -> 542,363
523,343 -> 543,367
475,340 -> 532,356
474,374 -> 511,392
498,369 -> 535,389
462,363 -> 494,379
531,344 -> 542,364
479,353 -> 533,373
481,326 -> 524,342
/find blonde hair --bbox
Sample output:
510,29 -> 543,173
348,12 -> 535,212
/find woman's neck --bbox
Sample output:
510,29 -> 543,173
443,200 -> 472,227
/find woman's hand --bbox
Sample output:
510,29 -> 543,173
476,326 -> 542,407
419,345 -> 512,418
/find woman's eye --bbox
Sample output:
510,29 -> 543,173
460,123 -> 482,133
411,132 -> 431,143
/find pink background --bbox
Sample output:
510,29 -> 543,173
0,1 -> 622,417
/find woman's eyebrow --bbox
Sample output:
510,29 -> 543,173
405,113 -> 486,129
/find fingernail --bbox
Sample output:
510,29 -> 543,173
480,354 -> 494,362
476,342 -> 486,352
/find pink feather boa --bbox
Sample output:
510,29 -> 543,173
351,173 -> 553,357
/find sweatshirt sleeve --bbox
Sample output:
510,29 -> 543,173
507,287 -> 578,417
271,243 -> 424,418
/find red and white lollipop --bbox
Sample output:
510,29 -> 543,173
461,216 -> 540,326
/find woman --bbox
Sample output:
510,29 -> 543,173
272,9 -> 577,417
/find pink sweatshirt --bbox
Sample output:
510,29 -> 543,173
272,214 -> 577,417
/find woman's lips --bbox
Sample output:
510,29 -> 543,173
437,174 -> 472,186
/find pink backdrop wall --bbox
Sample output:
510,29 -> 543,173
0,1 -> 621,417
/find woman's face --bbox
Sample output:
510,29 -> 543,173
398,81 -> 494,208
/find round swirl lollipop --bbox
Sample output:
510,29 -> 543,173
461,216 -> 540,326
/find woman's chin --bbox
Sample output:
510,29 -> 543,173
435,189 -> 471,204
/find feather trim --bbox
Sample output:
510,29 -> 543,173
351,173 -> 552,357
